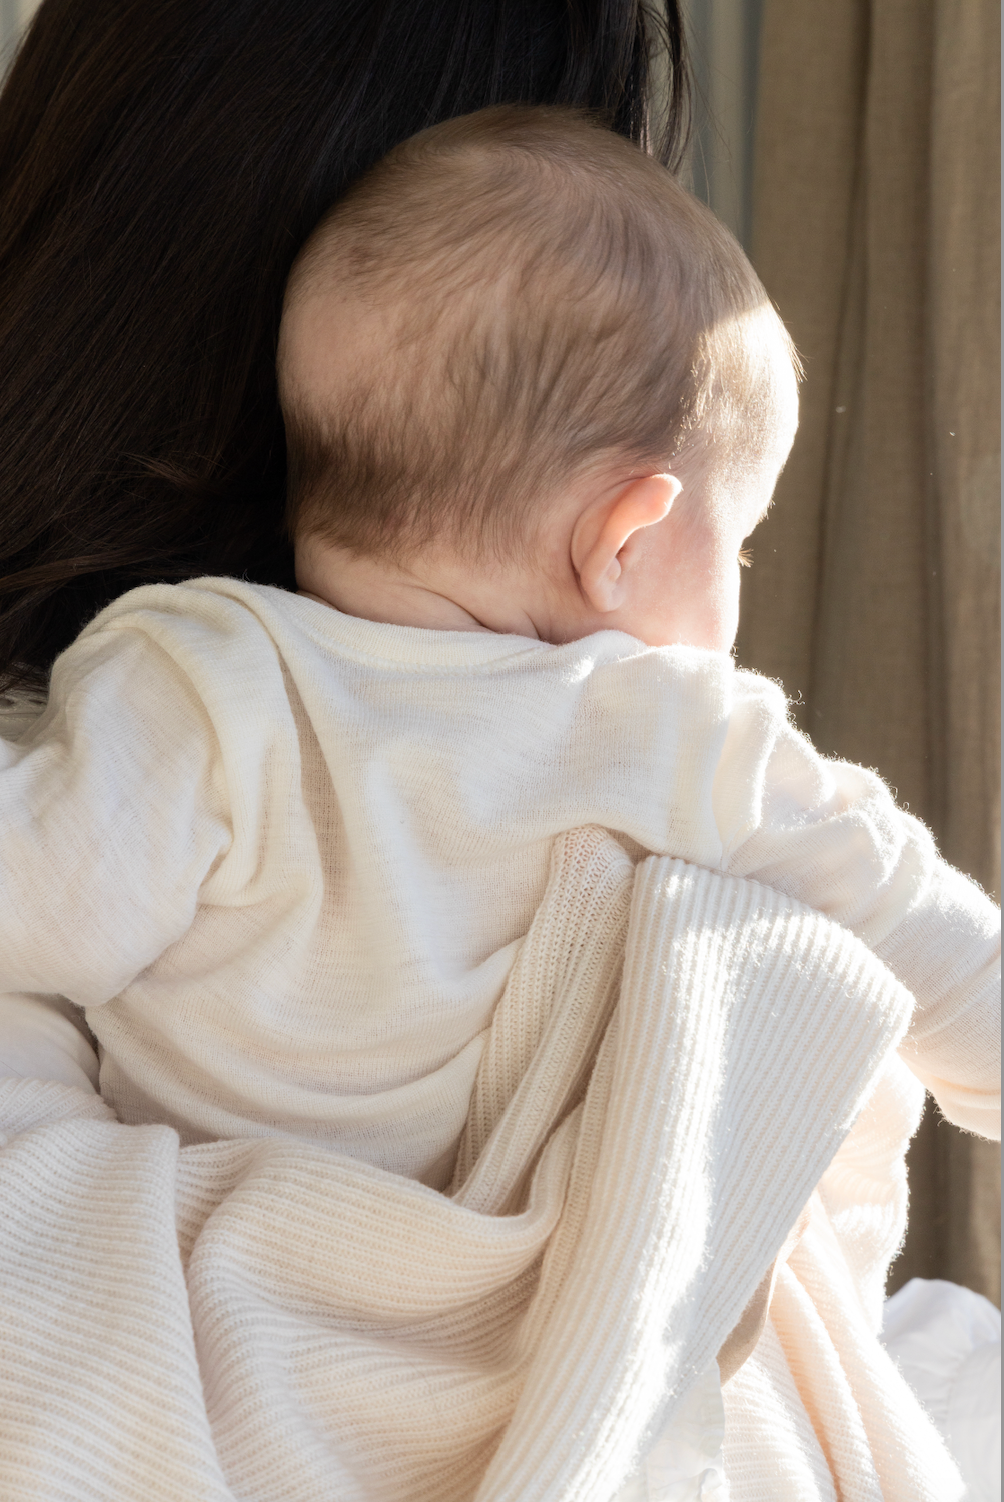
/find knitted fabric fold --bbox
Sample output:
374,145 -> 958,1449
0,829 -> 962,1501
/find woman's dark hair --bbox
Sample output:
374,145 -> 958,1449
0,0 -> 689,694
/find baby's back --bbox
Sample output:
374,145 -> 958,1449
55,576 -> 750,1184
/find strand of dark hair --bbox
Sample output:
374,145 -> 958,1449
0,0 -> 689,695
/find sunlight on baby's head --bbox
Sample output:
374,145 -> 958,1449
277,104 -> 800,574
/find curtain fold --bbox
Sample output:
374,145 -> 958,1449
742,0 -> 1000,1303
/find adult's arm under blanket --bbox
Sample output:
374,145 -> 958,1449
0,830 -> 976,1502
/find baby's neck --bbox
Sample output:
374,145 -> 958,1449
294,537 -> 545,638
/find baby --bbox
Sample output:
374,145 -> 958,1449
0,107 -> 998,1192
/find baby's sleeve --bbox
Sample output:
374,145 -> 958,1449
716,672 -> 1000,1139
0,624 -> 232,1021
873,860 -> 1000,1138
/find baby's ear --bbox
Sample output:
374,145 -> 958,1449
576,474 -> 681,613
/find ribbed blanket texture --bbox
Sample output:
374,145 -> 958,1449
0,829 -> 964,1500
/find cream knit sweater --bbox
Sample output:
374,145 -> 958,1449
0,831 -> 976,1500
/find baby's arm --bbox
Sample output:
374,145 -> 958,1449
716,671 -> 1000,1138
0,620 -> 230,1087
873,860 -> 1000,1136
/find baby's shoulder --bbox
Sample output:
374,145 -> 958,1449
573,633 -> 791,723
40,577 -> 299,753
78,575 -> 278,653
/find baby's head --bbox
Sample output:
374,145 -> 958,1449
278,106 -> 799,650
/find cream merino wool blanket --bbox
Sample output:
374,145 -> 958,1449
0,830 -> 964,1502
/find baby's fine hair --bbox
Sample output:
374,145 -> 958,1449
279,105 -> 797,565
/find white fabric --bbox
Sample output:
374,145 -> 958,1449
0,991 -> 99,1092
881,1278 -> 1001,1502
613,1361 -> 729,1501
0,577 -> 998,1498
0,576 -> 999,1177
0,836 -> 969,1501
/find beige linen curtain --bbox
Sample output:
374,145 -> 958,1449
742,0 -> 1000,1302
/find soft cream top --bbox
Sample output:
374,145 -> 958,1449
1,577 -> 998,1183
